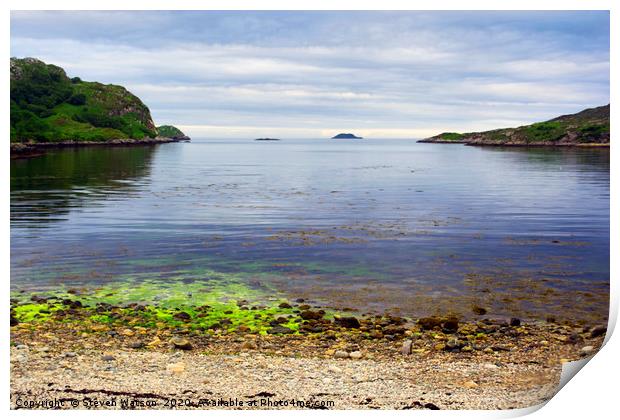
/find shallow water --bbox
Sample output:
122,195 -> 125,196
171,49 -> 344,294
10,139 -> 610,322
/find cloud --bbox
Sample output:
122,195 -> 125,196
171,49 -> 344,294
10,11 -> 610,138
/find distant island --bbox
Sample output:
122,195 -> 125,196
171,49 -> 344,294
254,138 -> 281,141
419,105 -> 609,147
332,133 -> 363,139
10,57 -> 189,154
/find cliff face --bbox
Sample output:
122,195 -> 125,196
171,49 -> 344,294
420,105 -> 610,146
10,57 -> 157,143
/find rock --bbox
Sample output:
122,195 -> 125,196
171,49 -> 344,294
590,325 -> 607,338
418,317 -> 442,330
369,330 -> 383,339
101,354 -> 116,362
173,311 -> 191,321
170,337 -> 193,350
129,341 -> 145,349
491,344 -> 512,352
300,310 -> 323,320
383,325 -> 406,336
471,305 -> 487,316
241,341 -> 258,350
445,338 -> 463,351
147,336 -> 161,347
509,318 -> 521,327
349,351 -> 363,359
463,380 -> 478,389
268,325 -> 293,335
483,363 -> 499,369
15,344 -> 28,351
579,346 -> 595,357
334,350 -> 349,359
434,343 -> 446,351
401,339 -> 413,355
63,352 -> 77,358
166,362 -> 185,374
328,366 -> 342,373
295,298 -> 305,303
442,318 -> 459,333
278,302 -> 292,309
461,346 -> 473,352
333,316 -> 361,329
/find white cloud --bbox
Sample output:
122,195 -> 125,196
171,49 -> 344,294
10,11 -> 609,138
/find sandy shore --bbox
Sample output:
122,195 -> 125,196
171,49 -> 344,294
11,347 -> 561,410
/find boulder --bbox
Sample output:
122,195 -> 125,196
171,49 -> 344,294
334,316 -> 361,329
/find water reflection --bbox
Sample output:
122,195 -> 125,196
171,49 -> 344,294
11,146 -> 157,227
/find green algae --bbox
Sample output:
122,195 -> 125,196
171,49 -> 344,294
9,269 -> 347,335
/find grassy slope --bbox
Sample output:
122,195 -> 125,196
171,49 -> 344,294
426,105 -> 610,145
157,125 -> 187,138
10,58 -> 157,143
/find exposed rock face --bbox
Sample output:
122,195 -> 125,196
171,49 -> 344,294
419,105 -> 610,146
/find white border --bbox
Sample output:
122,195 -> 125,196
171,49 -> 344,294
2,1 -> 616,419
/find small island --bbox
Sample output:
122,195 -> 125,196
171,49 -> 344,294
254,138 -> 281,141
332,133 -> 363,139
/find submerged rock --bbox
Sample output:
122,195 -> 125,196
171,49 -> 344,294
174,311 -> 192,321
471,306 -> 487,316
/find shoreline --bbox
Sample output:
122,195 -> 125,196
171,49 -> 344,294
417,139 -> 610,148
10,137 -> 189,158
10,292 -> 606,409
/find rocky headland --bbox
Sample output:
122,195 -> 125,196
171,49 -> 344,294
419,105 -> 610,147
10,57 -> 188,154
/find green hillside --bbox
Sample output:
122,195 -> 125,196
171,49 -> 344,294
420,105 -> 610,146
10,57 -> 158,143
157,125 -> 188,139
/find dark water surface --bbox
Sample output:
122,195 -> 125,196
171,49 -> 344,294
10,139 -> 610,322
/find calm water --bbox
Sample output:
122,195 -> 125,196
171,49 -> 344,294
10,139 -> 610,322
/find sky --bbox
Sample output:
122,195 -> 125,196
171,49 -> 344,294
10,11 -> 610,139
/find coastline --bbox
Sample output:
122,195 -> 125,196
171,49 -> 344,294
417,139 -> 610,148
10,137 -> 189,158
10,291 -> 606,409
